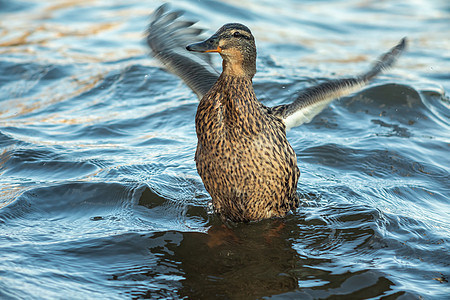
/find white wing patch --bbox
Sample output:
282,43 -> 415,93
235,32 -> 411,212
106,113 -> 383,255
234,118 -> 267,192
284,98 -> 334,130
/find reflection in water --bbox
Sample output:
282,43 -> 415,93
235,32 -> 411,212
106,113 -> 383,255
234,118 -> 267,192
116,188 -> 420,299
177,221 -> 298,299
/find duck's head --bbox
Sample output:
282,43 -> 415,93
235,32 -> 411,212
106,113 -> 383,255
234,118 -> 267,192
186,23 -> 256,78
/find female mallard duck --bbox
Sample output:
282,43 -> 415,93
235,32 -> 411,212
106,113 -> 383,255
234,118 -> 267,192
147,4 -> 406,222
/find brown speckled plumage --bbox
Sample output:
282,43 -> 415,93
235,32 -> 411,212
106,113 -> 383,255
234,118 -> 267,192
146,4 -> 407,222
195,74 -> 300,222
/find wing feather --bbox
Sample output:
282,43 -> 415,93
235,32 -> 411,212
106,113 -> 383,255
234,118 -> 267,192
274,38 -> 407,130
146,4 -> 219,99
147,5 -> 406,130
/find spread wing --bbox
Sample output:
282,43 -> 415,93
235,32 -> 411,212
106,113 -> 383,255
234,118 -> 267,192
271,38 -> 407,130
147,5 -> 407,131
146,4 -> 219,99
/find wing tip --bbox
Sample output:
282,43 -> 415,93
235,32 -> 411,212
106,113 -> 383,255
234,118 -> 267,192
147,4 -> 206,54
145,4 -> 219,100
399,37 -> 408,50
362,36 -> 408,82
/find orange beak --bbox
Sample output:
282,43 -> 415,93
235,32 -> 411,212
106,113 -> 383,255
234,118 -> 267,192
204,47 -> 222,53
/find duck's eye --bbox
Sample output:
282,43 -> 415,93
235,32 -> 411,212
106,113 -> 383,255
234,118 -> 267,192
233,31 -> 242,38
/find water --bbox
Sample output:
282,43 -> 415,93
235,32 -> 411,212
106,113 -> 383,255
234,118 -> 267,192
0,0 -> 449,299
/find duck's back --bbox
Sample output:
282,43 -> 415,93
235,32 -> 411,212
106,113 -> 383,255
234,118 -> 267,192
195,74 -> 300,222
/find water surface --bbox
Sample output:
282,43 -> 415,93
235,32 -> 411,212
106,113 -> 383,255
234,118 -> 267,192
0,0 -> 449,299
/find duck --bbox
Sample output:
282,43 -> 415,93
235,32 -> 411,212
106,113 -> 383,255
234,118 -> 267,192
146,4 -> 407,222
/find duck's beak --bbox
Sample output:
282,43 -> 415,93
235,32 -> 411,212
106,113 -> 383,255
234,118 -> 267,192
186,35 -> 222,53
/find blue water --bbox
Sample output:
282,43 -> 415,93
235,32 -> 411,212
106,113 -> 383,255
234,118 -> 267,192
0,0 -> 449,299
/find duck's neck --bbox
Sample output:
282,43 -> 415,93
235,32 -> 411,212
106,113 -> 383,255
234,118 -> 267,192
213,73 -> 256,106
221,53 -> 256,78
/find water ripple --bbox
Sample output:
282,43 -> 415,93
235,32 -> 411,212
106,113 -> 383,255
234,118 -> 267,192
1,0 -> 449,299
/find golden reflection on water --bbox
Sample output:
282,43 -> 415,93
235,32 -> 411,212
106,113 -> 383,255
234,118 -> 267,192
0,23 -> 121,48
0,0 -> 154,130
43,0 -> 94,14
0,182 -> 29,209
0,72 -> 106,121
0,0 -> 142,59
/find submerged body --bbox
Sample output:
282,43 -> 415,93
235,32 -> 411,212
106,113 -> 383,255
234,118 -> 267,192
147,5 -> 407,222
195,74 -> 299,222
